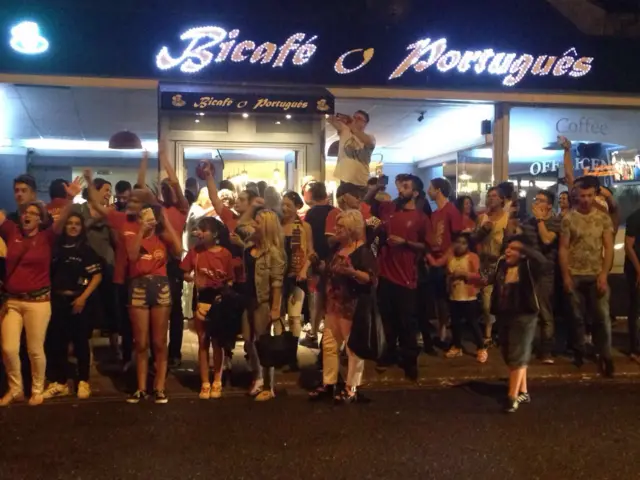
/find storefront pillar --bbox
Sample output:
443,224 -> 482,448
492,103 -> 511,183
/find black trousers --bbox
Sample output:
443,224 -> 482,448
167,259 -> 185,360
625,267 -> 640,356
48,294 -> 93,383
97,265 -> 119,334
449,300 -> 483,349
116,283 -> 133,363
377,277 -> 418,366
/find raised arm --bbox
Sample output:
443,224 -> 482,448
560,136 -> 574,190
137,150 -> 149,190
159,141 -> 189,214
161,209 -> 183,257
83,169 -> 110,218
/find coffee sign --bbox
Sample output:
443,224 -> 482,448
160,91 -> 334,114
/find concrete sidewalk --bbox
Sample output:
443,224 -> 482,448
81,321 -> 640,400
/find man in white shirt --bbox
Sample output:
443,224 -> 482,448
328,110 -> 376,187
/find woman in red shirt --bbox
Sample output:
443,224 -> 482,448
0,200 -> 72,406
125,205 -> 182,405
455,195 -> 479,233
181,217 -> 234,400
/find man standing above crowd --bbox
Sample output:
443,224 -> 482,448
368,175 -> 429,380
9,174 -> 39,224
328,111 -> 376,188
522,190 -> 561,364
559,180 -> 614,376
426,178 -> 462,347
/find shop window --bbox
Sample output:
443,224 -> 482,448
508,106 -> 640,223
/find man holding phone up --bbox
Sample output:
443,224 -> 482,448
328,110 -> 376,188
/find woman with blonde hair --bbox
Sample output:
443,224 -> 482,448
309,209 -> 376,404
242,206 -> 286,401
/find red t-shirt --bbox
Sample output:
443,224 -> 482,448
218,206 -> 239,233
46,198 -> 71,223
429,201 -> 463,257
325,203 -> 371,235
0,221 -> 55,294
377,201 -> 430,289
126,233 -> 170,278
180,247 -> 234,289
107,210 -> 139,285
164,206 -> 187,237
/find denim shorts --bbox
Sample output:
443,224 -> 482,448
498,314 -> 537,368
129,275 -> 172,309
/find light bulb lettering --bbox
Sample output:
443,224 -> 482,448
389,36 -> 594,86
9,21 -> 49,55
157,26 -> 317,72
334,48 -> 375,74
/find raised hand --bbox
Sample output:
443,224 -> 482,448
64,176 -> 84,198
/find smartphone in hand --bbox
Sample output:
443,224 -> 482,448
335,113 -> 353,124
378,175 -> 389,186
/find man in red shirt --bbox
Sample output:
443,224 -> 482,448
427,178 -> 463,347
369,175 -> 429,380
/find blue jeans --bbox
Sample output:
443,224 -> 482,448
567,275 -> 612,360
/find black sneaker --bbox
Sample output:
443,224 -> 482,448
126,390 -> 147,404
503,397 -> 519,413
599,357 -> 615,378
154,390 -> 169,404
517,392 -> 531,404
403,363 -> 419,382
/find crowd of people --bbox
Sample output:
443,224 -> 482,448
0,111 -> 632,413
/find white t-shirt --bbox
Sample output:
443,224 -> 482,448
333,129 -> 375,186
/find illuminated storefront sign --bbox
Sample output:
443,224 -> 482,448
156,26 -> 595,87
390,42 -> 593,86
156,26 -> 318,73
9,21 -> 48,55
160,91 -> 334,114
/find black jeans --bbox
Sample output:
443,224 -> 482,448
97,265 -> 119,334
567,275 -> 612,360
449,300 -> 483,349
116,283 -> 133,363
377,277 -> 418,366
167,259 -> 185,361
48,294 -> 93,383
536,273 -> 555,356
625,267 -> 640,355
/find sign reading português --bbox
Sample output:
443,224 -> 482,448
160,91 -> 334,114
156,25 -> 595,87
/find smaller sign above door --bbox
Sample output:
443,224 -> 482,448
161,91 -> 334,115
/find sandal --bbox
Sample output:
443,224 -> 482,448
248,380 -> 264,397
477,348 -> 488,364
308,384 -> 334,402
199,383 -> 211,400
445,347 -> 463,359
255,390 -> 275,402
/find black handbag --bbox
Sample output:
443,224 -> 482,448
347,290 -> 387,361
255,319 -> 298,368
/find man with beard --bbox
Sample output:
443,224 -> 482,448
559,181 -> 614,376
367,175 -> 430,380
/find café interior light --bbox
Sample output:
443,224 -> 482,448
242,113 -> 249,118
459,171 -> 472,181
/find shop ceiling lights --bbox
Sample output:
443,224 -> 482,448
389,40 -> 593,86
156,26 -> 318,73
21,138 -> 157,152
9,21 -> 48,55
242,113 -> 249,118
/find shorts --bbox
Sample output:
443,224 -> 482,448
194,287 -> 223,320
498,314 -> 537,368
129,275 -> 172,309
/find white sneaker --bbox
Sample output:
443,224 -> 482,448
0,391 -> 24,407
43,382 -> 70,399
77,381 -> 91,399
28,393 -> 44,406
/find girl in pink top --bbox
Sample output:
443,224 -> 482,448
444,233 -> 487,363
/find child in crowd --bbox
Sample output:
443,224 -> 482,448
181,217 -> 235,400
487,235 -> 548,413
444,233 -> 487,363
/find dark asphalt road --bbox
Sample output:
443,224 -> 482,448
1,381 -> 639,480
